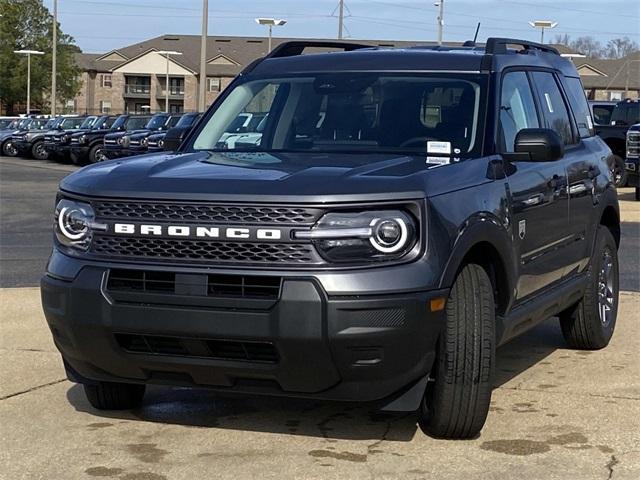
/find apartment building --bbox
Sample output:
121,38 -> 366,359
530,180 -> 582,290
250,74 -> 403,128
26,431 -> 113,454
71,35 -> 639,115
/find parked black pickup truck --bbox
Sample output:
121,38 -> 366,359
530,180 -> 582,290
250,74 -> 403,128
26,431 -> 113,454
127,114 -> 183,155
626,124 -> 640,200
592,99 -> 640,187
103,114 -> 170,160
42,38 -> 620,440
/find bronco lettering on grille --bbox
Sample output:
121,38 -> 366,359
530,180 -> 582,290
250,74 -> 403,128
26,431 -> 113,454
112,223 -> 283,240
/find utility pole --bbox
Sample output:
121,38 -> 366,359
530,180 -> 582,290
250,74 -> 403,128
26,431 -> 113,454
14,50 -> 44,115
198,0 -> 208,112
338,0 -> 344,40
51,0 -> 57,116
436,0 -> 445,45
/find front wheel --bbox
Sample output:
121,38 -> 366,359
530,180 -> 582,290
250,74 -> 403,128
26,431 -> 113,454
31,141 -> 48,160
559,226 -> 619,350
83,381 -> 145,410
418,264 -> 495,439
88,144 -> 107,164
2,140 -> 18,157
609,155 -> 627,188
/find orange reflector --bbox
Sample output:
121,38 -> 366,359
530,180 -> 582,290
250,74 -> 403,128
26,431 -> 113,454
430,297 -> 446,312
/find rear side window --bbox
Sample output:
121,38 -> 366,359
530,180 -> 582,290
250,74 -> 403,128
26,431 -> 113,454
564,76 -> 594,138
611,102 -> 640,126
531,72 -> 576,146
499,71 -> 539,152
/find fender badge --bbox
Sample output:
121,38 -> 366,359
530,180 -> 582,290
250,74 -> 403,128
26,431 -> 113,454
518,220 -> 526,240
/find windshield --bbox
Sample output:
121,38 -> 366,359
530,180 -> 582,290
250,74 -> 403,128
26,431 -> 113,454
111,116 -> 127,130
176,113 -> 199,128
167,115 -> 182,128
145,114 -> 169,130
125,116 -> 151,131
33,118 -> 55,130
193,73 -> 485,157
101,116 -> 117,129
0,119 -> 16,129
17,118 -> 32,129
79,116 -> 98,129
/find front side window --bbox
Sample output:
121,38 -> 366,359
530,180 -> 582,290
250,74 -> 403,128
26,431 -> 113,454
125,117 -> 150,130
499,71 -> 539,152
531,71 -> 575,145
193,73 -> 485,157
592,105 -> 614,126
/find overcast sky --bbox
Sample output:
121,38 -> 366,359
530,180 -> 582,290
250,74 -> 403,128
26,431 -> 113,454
41,0 -> 639,53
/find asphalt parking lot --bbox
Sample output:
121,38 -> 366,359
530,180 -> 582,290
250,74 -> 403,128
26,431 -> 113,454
1,155 -> 639,480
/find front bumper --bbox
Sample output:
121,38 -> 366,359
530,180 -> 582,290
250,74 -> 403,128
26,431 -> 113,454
45,143 -> 72,158
41,253 -> 446,405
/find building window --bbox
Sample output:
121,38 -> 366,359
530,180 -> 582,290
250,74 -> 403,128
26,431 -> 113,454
207,77 -> 222,92
100,101 -> 112,113
101,74 -> 112,88
609,91 -> 623,101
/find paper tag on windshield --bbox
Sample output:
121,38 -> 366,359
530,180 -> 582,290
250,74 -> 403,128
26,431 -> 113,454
586,114 -> 594,130
427,156 -> 451,167
427,141 -> 451,155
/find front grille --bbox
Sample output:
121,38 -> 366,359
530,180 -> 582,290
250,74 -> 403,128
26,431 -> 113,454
107,268 -> 282,299
104,139 -> 117,145
71,138 -> 79,144
115,333 -> 279,363
92,236 -> 318,265
92,201 -> 322,225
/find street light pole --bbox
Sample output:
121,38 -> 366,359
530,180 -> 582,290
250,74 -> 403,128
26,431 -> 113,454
51,0 -> 57,116
14,50 -> 45,115
255,18 -> 287,53
157,51 -> 182,113
436,0 -> 445,45
528,20 -> 558,44
338,0 -> 344,40
198,0 -> 208,112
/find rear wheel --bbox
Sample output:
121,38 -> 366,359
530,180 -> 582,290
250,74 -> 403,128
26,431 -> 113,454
559,226 -> 619,349
88,144 -> 107,164
83,381 -> 145,410
2,140 -> 18,157
31,141 -> 48,160
418,264 -> 495,439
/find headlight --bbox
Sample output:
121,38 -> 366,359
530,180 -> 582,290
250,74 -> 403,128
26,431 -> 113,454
295,210 -> 417,263
79,134 -> 87,145
141,137 -> 149,147
158,139 -> 164,148
61,134 -> 69,144
54,199 -> 104,251
121,136 -> 130,147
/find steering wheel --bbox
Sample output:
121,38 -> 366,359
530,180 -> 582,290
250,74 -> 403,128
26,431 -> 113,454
399,136 -> 438,148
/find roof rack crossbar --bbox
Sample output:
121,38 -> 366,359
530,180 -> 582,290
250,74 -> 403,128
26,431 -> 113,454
485,37 -> 560,56
265,41 -> 372,60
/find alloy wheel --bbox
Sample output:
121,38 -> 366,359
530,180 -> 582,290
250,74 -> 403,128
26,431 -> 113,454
597,247 -> 615,326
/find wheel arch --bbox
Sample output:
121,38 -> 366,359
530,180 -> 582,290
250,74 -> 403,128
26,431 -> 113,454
439,217 -> 516,316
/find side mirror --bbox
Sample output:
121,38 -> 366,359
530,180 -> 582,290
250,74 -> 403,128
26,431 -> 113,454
513,128 -> 564,162
163,126 -> 192,151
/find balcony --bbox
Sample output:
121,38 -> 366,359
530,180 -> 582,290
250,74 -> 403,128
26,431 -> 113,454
156,87 -> 185,100
123,84 -> 151,98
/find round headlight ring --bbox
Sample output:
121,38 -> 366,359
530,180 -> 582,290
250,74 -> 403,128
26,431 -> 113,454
369,217 -> 408,253
58,206 -> 89,240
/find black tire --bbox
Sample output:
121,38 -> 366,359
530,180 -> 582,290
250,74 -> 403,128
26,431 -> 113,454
88,144 -> 107,164
83,381 -> 145,410
31,140 -> 48,160
609,155 -> 627,188
2,140 -> 18,157
418,264 -> 495,439
559,226 -> 619,350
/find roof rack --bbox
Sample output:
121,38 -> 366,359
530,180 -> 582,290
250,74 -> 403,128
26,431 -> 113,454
485,37 -> 560,56
264,41 -> 372,60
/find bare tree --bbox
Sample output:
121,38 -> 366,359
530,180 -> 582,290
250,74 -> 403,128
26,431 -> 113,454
604,37 -> 640,59
570,36 -> 603,58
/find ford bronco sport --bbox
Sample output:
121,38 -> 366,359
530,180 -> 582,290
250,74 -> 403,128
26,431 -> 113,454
41,39 -> 621,439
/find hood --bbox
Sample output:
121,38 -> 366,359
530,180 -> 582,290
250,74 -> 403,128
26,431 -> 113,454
130,131 -> 153,140
104,131 -> 129,140
147,132 -> 167,141
61,150 -> 437,202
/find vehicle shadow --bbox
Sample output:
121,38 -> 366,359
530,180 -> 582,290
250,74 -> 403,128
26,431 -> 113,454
65,319 -> 567,441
